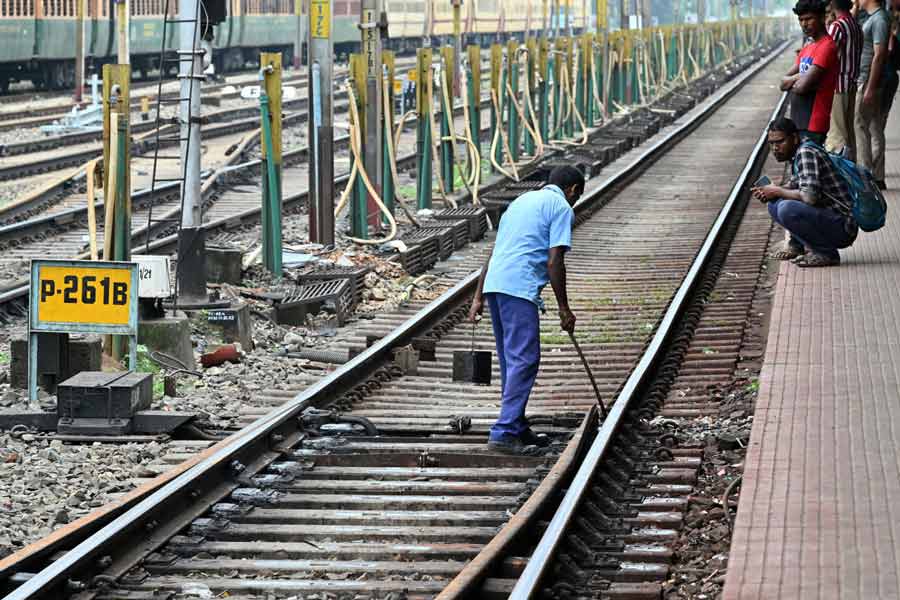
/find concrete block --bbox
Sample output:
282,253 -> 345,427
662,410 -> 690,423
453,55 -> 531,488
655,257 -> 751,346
9,333 -> 68,392
206,303 -> 254,350
69,336 -> 102,375
9,338 -> 27,389
9,334 -> 102,391
138,312 -> 195,371
206,246 -> 244,285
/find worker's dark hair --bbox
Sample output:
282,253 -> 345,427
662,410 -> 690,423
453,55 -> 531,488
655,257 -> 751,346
548,165 -> 585,191
793,0 -> 827,15
768,117 -> 800,135
832,0 -> 853,11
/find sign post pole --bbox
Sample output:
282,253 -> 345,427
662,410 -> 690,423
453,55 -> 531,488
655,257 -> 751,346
308,0 -> 335,245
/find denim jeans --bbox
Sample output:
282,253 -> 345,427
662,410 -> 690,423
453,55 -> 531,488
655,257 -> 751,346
768,199 -> 857,260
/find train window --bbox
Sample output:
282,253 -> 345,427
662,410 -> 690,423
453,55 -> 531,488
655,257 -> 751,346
479,0 -> 497,12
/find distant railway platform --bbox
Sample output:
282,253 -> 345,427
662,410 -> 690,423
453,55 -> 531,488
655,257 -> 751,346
723,111 -> 900,599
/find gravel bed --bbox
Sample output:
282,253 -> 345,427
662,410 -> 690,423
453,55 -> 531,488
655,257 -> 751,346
660,384 -> 756,600
0,434 -> 170,559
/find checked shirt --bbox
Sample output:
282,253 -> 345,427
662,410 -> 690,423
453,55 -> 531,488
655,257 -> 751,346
789,143 -> 854,219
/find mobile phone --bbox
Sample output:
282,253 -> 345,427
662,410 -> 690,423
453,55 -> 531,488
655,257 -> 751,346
753,175 -> 772,187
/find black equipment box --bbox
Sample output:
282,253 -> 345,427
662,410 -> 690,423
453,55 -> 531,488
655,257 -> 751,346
57,371 -> 153,420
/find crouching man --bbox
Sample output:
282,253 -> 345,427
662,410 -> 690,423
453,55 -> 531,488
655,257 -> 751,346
753,117 -> 857,267
468,166 -> 584,455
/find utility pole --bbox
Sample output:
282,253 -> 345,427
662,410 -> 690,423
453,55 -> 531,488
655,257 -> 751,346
115,0 -> 130,64
177,0 -> 207,303
453,0 -> 463,92
75,0 -> 86,103
619,0 -> 628,29
361,0 -> 384,230
698,0 -> 706,23
295,0 -> 304,68
309,0 -> 335,245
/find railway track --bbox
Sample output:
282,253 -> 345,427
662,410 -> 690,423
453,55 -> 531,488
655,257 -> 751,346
0,66 -> 358,132
0,39 -> 791,599
0,86 -> 487,310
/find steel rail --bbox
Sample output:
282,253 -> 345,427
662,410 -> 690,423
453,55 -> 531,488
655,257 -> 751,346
2,43 -> 788,597
506,90 -> 790,600
436,38 -> 791,599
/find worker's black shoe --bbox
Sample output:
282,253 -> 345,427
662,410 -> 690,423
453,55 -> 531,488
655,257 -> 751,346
487,437 -> 544,456
519,428 -> 551,447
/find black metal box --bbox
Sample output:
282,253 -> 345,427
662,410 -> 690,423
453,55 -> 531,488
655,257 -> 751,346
57,371 -> 153,420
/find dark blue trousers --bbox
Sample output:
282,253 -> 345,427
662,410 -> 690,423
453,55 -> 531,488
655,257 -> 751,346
486,292 -> 540,442
768,199 -> 856,260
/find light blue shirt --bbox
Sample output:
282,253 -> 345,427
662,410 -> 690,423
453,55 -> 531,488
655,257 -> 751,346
483,185 -> 575,307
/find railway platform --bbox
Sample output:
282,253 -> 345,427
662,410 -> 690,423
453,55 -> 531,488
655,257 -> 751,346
723,112 -> 900,599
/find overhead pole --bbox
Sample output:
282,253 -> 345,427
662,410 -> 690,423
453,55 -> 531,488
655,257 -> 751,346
176,0 -> 208,303
295,0 -> 305,68
308,0 -> 335,245
453,0 -> 463,93
75,0 -> 86,103
361,0 -> 384,230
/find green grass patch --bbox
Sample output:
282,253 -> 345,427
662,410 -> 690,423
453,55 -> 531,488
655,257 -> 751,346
746,379 -> 760,394
0,350 -> 8,366
132,345 -> 165,400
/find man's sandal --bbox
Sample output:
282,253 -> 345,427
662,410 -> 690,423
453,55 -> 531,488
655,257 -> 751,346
771,241 -> 804,260
792,252 -> 840,268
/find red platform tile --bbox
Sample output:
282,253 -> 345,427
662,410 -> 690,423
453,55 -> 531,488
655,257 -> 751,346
723,111 -> 900,600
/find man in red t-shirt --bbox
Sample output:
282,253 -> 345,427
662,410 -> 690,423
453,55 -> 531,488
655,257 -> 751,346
780,0 -> 839,145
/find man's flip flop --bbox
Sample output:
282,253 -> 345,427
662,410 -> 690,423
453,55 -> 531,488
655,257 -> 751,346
771,241 -> 804,260
793,252 -> 840,268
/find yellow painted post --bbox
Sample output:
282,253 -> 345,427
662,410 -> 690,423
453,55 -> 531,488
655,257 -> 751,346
102,63 -> 131,239
260,52 -> 283,274
101,63 -> 130,359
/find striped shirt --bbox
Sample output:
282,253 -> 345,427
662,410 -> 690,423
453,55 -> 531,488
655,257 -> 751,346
828,14 -> 863,93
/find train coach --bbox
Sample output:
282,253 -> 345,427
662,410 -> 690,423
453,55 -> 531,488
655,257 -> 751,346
0,0 -> 587,93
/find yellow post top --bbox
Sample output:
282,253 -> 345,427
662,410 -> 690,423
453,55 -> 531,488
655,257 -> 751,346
101,63 -> 130,198
596,0 -> 607,32
260,52 -> 283,165
383,50 -> 395,122
506,39 -> 518,80
441,46 -> 455,93
580,33 -> 592,73
539,37 -> 549,75
467,45 -> 481,101
383,50 -> 396,92
526,37 -> 538,84
490,44 -> 503,94
453,2 -> 461,37
415,48 -> 432,115
140,96 -> 150,114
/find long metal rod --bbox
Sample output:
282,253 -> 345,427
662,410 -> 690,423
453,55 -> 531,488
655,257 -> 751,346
568,332 -> 607,417
508,82 -> 790,600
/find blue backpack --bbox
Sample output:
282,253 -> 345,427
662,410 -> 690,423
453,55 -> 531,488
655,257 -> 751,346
798,141 -> 887,232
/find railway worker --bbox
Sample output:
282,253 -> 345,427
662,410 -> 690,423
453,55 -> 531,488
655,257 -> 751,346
468,165 -> 584,455
754,117 -> 857,268
854,0 -> 892,190
826,0 -> 864,159
781,0 -> 840,145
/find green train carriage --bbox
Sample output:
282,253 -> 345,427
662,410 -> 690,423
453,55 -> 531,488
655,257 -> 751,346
0,0 -> 579,92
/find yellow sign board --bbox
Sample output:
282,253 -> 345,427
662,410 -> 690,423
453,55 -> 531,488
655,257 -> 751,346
310,0 -> 330,39
37,266 -> 132,326
30,261 -> 138,333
